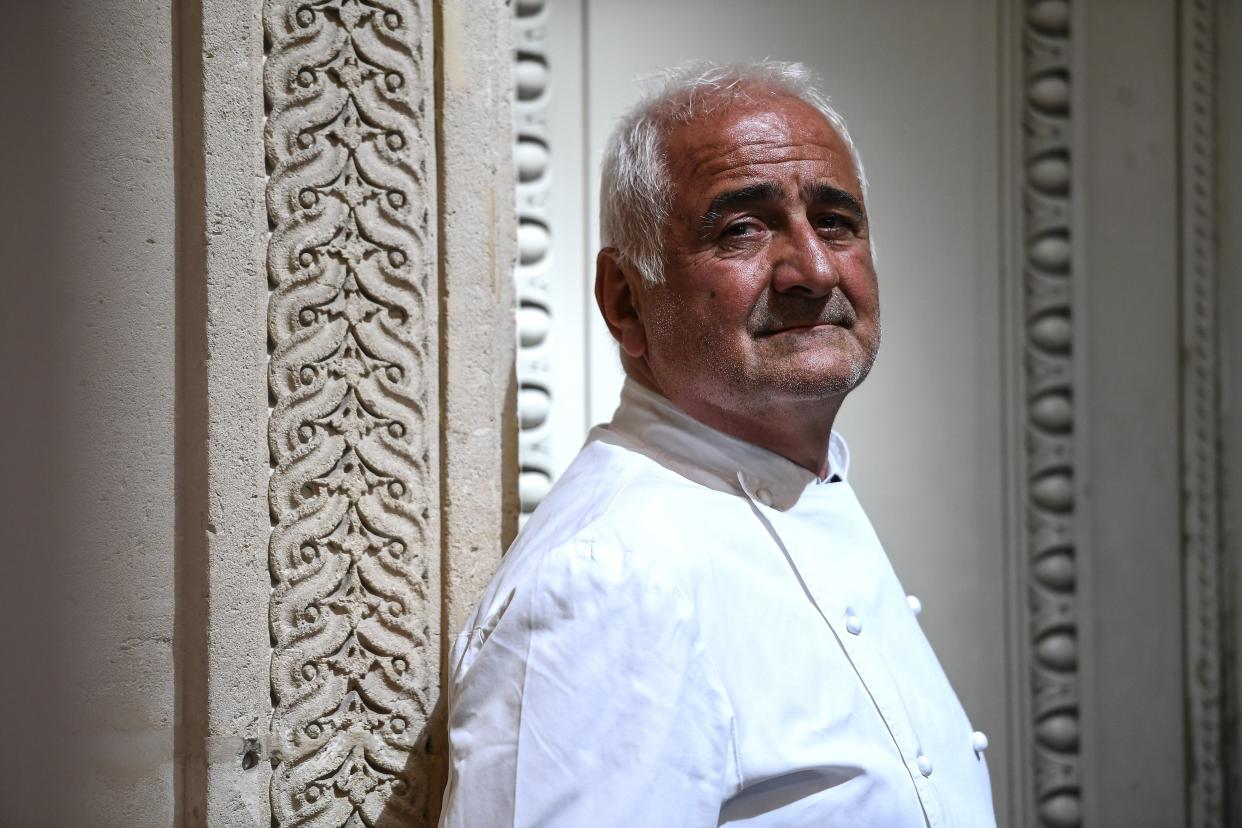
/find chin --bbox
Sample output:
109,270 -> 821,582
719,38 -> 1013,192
767,348 -> 874,397
738,368 -> 867,403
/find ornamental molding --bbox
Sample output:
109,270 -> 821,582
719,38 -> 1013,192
512,0 -> 555,518
1180,0 -> 1225,825
263,1 -> 438,824
1010,1 -> 1082,825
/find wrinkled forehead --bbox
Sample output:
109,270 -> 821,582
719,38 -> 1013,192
660,94 -> 862,206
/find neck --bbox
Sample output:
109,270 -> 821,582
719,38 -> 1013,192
626,371 -> 844,479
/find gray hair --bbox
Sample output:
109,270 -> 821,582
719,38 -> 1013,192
599,60 -> 869,285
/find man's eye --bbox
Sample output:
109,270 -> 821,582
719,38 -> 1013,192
816,214 -> 855,233
723,221 -> 761,237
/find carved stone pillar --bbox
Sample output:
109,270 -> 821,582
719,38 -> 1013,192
188,1 -> 513,825
263,1 -> 441,822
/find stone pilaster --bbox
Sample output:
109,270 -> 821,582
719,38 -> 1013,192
263,1 -> 441,823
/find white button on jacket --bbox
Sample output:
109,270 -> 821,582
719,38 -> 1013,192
845,611 -> 863,635
440,381 -> 996,827
972,731 -> 990,754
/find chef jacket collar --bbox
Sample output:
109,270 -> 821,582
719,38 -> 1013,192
592,379 -> 850,509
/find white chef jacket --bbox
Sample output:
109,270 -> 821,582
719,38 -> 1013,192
440,380 -> 995,827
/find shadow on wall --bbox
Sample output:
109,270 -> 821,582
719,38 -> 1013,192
376,693 -> 448,826
2,0 -> 183,822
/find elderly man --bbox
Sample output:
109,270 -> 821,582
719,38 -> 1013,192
439,61 -> 995,826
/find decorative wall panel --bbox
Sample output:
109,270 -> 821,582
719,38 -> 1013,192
263,1 -> 438,824
1180,1 -> 1224,825
511,0 -> 556,520
1012,1 -> 1082,825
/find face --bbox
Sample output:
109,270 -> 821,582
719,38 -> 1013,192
632,93 -> 880,421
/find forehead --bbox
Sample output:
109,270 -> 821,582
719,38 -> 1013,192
662,94 -> 861,205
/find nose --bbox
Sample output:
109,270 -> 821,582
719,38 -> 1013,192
769,218 -> 838,298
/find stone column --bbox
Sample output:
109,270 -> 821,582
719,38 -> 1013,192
188,1 -> 514,825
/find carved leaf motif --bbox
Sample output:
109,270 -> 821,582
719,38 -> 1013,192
264,1 -> 435,825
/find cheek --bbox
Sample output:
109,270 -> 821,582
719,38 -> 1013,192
647,292 -> 750,370
838,255 -> 879,310
695,265 -> 768,323
642,291 -> 708,356
654,260 -> 767,348
692,290 -> 758,342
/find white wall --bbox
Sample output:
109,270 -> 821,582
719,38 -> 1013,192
0,1 -> 179,824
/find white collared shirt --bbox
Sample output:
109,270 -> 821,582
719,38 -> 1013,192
440,381 -> 996,827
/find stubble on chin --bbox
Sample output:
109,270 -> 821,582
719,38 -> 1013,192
750,332 -> 876,401
681,324 -> 875,420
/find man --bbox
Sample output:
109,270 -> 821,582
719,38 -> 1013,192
439,61 -> 995,826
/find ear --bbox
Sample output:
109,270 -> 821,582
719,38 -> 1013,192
594,248 -> 648,359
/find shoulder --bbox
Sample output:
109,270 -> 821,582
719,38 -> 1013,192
449,454 -> 725,685
489,445 -> 745,600
446,536 -> 705,703
463,534 -> 695,649
477,443 -> 692,593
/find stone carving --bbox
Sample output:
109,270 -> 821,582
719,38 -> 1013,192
512,0 -> 555,519
1017,1 -> 1081,825
1180,1 -> 1224,825
263,1 -> 437,824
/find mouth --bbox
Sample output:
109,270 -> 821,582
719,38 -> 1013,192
755,319 -> 851,338
750,291 -> 859,338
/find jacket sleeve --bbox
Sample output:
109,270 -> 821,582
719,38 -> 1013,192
439,542 -> 737,827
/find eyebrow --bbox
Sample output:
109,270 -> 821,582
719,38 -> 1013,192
696,181 -> 866,239
697,182 -> 785,239
801,183 -> 866,225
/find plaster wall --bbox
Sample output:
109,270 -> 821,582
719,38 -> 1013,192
0,1 -> 179,824
1078,2 -> 1184,820
1220,0 -> 1242,819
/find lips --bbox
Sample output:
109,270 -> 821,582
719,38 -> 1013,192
757,320 -> 843,337
755,310 -> 855,337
